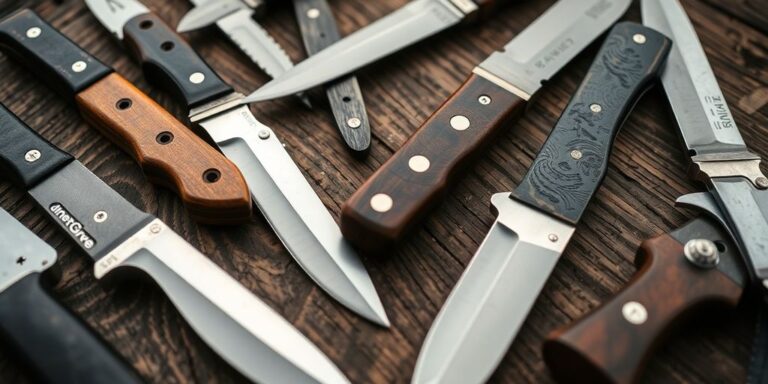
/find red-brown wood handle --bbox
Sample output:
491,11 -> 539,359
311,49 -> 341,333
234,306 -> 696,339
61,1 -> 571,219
543,233 -> 745,384
341,73 -> 525,253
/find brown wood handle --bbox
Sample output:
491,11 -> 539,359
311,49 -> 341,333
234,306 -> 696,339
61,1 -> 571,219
75,74 -> 252,224
542,233 -> 744,384
341,73 -> 525,252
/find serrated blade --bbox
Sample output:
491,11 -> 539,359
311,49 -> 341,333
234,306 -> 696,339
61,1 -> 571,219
478,0 -> 632,98
84,0 -> 148,39
641,0 -> 746,155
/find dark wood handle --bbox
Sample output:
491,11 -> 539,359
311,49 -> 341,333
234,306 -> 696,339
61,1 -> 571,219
543,221 -> 745,384
341,73 -> 525,252
76,73 -> 252,224
123,13 -> 233,109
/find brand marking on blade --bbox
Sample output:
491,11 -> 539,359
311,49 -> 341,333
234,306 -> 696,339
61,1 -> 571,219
106,0 -> 125,12
49,203 -> 96,249
586,0 -> 612,19
704,95 -> 735,132
534,38 -> 575,72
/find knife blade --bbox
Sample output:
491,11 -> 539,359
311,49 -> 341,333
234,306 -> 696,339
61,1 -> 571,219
0,9 -> 252,225
0,207 -> 142,384
242,0 -> 512,103
340,0 -> 633,252
178,0 -> 312,107
411,22 -> 671,384
0,98 -> 349,384
294,0 -> 372,153
543,192 -> 748,384
84,0 -> 390,326
642,0 -> 768,287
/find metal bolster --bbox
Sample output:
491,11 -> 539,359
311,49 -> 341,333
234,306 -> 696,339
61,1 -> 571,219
692,152 -> 768,189
447,0 -> 479,15
94,219 -> 165,279
189,93 -> 246,123
472,67 -> 532,101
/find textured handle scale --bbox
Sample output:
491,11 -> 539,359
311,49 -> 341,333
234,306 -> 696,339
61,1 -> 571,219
543,218 -> 746,384
0,9 -> 112,100
512,22 -> 671,224
341,74 -> 525,252
123,13 -> 233,109
0,273 -> 142,384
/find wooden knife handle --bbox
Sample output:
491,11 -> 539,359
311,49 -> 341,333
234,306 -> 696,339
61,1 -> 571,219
76,73 -> 252,224
122,13 -> 234,109
341,74 -> 525,252
543,219 -> 746,384
0,273 -> 142,384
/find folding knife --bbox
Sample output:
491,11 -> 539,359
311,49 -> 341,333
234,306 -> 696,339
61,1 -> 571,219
0,40 -> 349,384
84,0 -> 389,326
412,22 -> 671,384
341,0 -> 633,252
0,206 -> 142,384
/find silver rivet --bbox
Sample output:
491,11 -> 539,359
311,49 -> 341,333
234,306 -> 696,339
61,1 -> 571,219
590,103 -> 602,113
258,130 -> 270,139
478,95 -> 492,105
150,224 -> 162,234
548,234 -> 559,242
408,155 -> 430,173
622,301 -> 648,325
347,117 -> 362,129
189,72 -> 205,84
570,149 -> 583,160
24,149 -> 41,163
757,177 -> 768,189
72,61 -> 87,73
633,34 -> 647,44
684,239 -> 720,269
26,27 -> 41,38
93,211 -> 108,223
307,8 -> 320,19
450,115 -> 470,131
370,194 -> 393,213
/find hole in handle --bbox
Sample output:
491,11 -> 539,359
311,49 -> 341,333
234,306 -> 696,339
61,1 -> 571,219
156,131 -> 174,145
140,20 -> 154,29
161,41 -> 175,51
116,98 -> 133,110
203,169 -> 221,183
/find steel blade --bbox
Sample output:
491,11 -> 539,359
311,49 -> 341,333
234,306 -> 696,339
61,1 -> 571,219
84,0 -> 148,39
177,0 -> 246,32
641,0 -> 747,155
0,209 -> 56,293
478,0 -> 632,98
198,105 -> 389,326
242,0 -> 468,103
413,194 -> 575,384
96,220 -> 349,384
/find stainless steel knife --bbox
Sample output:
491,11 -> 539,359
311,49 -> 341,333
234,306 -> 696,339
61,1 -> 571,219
412,22 -> 671,384
0,89 -> 348,384
178,0 -> 312,107
84,0 -> 390,327
642,0 -> 768,289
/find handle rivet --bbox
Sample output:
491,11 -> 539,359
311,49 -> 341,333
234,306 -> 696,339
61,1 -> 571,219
307,8 -> 320,19
258,130 -> 271,139
633,34 -> 647,44
622,301 -> 648,325
26,27 -> 41,38
570,149 -> 583,160
189,72 -> 206,84
370,194 -> 394,213
24,149 -> 41,163
478,95 -> 492,105
590,103 -> 602,113
548,234 -> 559,242
756,177 -> 768,189
93,211 -> 108,223
150,224 -> 162,234
71,61 -> 87,73
684,239 -> 720,268
450,115 -> 470,131
347,117 -> 362,129
409,155 -> 431,173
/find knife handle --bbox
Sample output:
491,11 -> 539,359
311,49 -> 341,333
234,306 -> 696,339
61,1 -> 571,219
122,13 -> 234,108
512,22 -> 672,224
0,9 -> 113,100
543,224 -> 745,384
0,103 -> 73,189
0,273 -> 142,384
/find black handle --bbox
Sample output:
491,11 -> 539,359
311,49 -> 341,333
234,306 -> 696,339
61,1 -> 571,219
0,9 -> 113,100
0,103 -> 73,189
0,273 -> 142,384
122,13 -> 234,108
512,22 -> 671,224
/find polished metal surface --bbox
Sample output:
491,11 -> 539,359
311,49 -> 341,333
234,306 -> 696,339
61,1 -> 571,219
412,193 -> 575,384
82,0 -> 148,39
177,0 -> 247,32
0,209 -> 56,293
243,0 -> 468,103
478,0 -> 632,98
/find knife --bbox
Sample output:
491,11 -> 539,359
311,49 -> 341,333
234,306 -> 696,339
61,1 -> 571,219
0,98 -> 349,383
0,11 -> 252,225
411,22 -> 672,384
340,0 -> 633,252
177,0 -> 312,107
84,0 -> 390,326
543,193 -> 748,384
242,0 -> 514,103
0,207 -> 142,384
293,0 -> 371,153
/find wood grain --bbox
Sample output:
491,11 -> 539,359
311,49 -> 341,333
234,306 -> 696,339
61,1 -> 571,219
0,0 -> 763,383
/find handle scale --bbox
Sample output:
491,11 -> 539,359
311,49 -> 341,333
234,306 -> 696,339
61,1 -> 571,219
512,22 -> 672,224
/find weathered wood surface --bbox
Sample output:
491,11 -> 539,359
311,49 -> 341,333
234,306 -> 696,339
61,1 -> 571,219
0,0 -> 764,382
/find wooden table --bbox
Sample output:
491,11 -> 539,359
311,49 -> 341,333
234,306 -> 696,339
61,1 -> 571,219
0,0 -> 765,382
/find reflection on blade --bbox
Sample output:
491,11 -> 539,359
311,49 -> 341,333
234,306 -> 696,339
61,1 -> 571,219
177,0 -> 245,32
243,0 -> 466,103
200,105 -> 389,326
